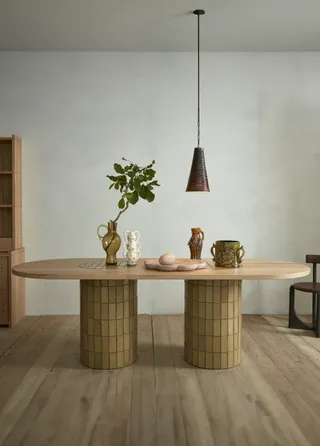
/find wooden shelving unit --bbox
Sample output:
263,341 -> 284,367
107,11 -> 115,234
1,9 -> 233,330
0,136 -> 25,326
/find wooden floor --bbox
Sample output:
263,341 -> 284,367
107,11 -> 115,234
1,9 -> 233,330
0,315 -> 320,446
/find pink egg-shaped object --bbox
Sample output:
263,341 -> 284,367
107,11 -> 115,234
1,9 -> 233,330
159,253 -> 176,265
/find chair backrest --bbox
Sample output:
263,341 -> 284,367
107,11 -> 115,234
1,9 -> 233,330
306,255 -> 320,283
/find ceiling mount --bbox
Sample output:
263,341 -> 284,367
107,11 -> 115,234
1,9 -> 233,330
193,9 -> 205,16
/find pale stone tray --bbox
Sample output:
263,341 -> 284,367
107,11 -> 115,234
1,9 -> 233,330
144,258 -> 207,271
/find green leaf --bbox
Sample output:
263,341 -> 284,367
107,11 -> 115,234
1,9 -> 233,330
109,183 -> 114,189
118,175 -> 127,183
107,175 -> 118,182
145,169 -> 155,178
114,183 -> 119,190
130,191 -> 139,205
139,185 -> 148,199
147,190 -> 155,203
114,163 -> 124,174
125,192 -> 133,200
118,197 -> 125,209
148,180 -> 160,187
134,178 -> 141,191
108,174 -> 126,182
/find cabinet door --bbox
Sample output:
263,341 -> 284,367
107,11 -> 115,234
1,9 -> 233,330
0,257 -> 9,325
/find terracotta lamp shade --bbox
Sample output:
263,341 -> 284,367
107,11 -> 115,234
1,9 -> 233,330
186,147 -> 210,192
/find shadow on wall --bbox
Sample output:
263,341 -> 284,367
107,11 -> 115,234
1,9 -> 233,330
246,98 -> 320,314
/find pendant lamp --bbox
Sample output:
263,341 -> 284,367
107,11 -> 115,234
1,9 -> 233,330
186,9 -> 210,192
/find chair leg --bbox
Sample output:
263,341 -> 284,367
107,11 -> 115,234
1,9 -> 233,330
316,294 -> 320,338
288,285 -> 313,331
312,293 -> 317,329
288,285 -> 295,328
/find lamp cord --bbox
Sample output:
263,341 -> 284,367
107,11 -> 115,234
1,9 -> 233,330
197,12 -> 200,148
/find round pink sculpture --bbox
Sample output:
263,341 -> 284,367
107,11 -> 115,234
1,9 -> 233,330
159,253 -> 176,265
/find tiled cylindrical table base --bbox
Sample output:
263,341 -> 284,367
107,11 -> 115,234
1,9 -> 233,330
80,279 -> 137,369
184,280 -> 242,369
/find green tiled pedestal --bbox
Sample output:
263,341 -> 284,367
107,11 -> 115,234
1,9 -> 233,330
184,280 -> 242,369
80,279 -> 137,369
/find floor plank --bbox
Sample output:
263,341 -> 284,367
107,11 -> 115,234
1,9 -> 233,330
0,315 -> 320,446
0,316 -> 80,446
0,316 -> 40,357
246,315 -> 320,418
242,318 -> 320,445
263,314 -> 320,357
0,316 -> 68,413
166,315 -> 214,446
152,315 -> 188,446
129,315 -> 156,446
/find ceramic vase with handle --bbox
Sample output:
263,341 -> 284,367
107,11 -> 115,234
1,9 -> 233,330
123,230 -> 141,267
188,227 -> 205,260
211,240 -> 245,268
97,220 -> 121,266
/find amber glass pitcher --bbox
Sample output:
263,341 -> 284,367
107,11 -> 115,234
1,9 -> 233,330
97,221 -> 121,265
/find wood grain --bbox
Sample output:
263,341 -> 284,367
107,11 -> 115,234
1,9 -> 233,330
0,315 -> 39,357
0,315 -> 320,446
12,258 -> 310,281
0,256 -> 9,324
0,248 -> 25,326
152,315 -> 187,445
129,315 -> 156,446
9,248 -> 25,326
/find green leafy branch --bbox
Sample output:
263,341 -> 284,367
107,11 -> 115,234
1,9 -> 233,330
107,158 -> 160,223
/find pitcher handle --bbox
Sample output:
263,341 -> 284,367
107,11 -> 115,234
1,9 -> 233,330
237,245 -> 246,263
133,230 -> 140,242
200,228 -> 205,240
97,224 -> 108,241
210,243 -> 216,261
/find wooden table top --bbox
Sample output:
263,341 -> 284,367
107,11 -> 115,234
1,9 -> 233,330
12,258 -> 310,281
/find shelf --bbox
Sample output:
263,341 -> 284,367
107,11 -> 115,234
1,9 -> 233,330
0,205 -> 12,208
0,172 -> 12,174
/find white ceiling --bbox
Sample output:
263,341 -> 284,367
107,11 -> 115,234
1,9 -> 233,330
1,0 -> 320,51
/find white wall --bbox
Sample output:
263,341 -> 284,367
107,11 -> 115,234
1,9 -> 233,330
0,52 -> 319,315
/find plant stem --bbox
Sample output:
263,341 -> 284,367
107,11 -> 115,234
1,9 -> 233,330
113,200 -> 130,223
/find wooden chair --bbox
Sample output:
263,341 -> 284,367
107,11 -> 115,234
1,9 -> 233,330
289,255 -> 320,337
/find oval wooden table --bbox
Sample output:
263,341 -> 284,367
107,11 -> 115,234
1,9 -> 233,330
12,258 -> 309,371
